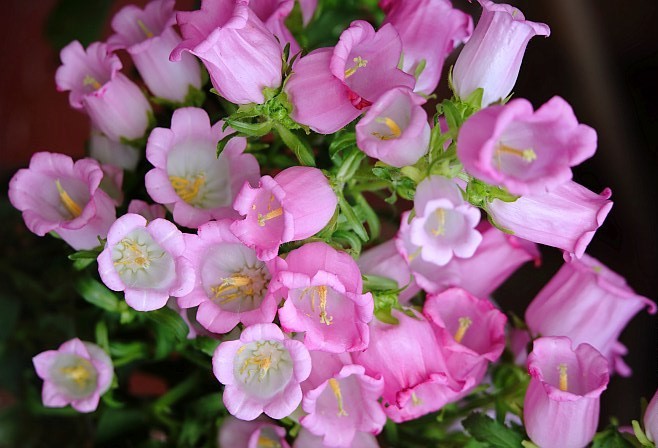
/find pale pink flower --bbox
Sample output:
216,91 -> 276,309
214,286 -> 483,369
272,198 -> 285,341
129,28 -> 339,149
231,167 -> 338,261
127,200 -> 166,222
452,0 -> 549,107
8,152 -> 116,250
97,213 -> 195,311
171,0 -> 282,105
56,41 -> 152,141
213,323 -> 312,420
272,242 -> 373,353
297,0 -> 317,26
645,390 -> 658,443
88,129 -> 140,171
249,0 -> 300,54
98,164 -> 124,206
145,107 -> 260,228
218,416 -> 291,448
524,337 -> 609,448
525,254 -> 656,376
458,97 -> 597,195
32,338 -> 113,413
356,87 -> 430,167
293,428 -> 380,448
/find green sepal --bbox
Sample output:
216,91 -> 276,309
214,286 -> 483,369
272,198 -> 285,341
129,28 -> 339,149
275,123 -> 316,166
225,119 -> 273,137
414,58 -> 427,81
463,87 -> 484,110
462,412 -> 525,448
632,420 -> 654,447
335,148 -> 365,182
216,132 -> 239,158
362,274 -> 399,292
331,230 -> 362,257
466,178 -> 519,208
592,424 -> 636,448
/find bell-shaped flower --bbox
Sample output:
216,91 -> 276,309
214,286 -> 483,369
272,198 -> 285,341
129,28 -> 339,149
356,87 -> 430,168
127,200 -> 166,222
645,389 -> 658,443
231,167 -> 338,261
32,338 -> 113,413
89,129 -> 140,171
525,254 -> 656,376
98,164 -> 124,206
171,0 -> 282,105
8,152 -> 116,250
352,309 -> 462,422
249,0 -> 300,54
55,41 -> 152,142
452,0 -> 550,107
97,213 -> 195,311
458,97 -> 597,196
218,416 -> 291,448
358,239 -> 419,304
301,364 -> 386,447
405,175 -> 482,267
272,242 -> 373,353
380,0 -> 473,95
486,180 -> 613,261
145,107 -> 260,229
107,0 -> 202,104
293,428 -> 380,448
285,21 -> 414,134
179,220 -> 282,334
213,323 -> 312,420
424,288 -> 507,397
524,337 -> 609,448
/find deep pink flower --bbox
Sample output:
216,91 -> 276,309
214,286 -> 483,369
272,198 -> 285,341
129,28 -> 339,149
486,180 -> 613,260
108,0 -> 202,103
56,41 -> 152,141
524,337 -> 609,448
145,107 -> 260,228
645,389 -> 658,443
272,242 -> 373,353
458,97 -> 597,195
380,0 -> 473,95
249,0 -> 300,54
525,254 -> 656,376
32,338 -> 113,413
178,220 -> 282,334
218,416 -> 291,448
356,87 -> 430,167
127,200 -> 166,222
213,323 -> 312,420
231,167 -> 338,261
452,0 -> 549,107
97,213 -> 195,311
89,129 -> 140,171
8,152 -> 116,250
172,0 -> 282,105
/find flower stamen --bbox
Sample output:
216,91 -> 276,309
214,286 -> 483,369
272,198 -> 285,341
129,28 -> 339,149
431,208 -> 446,237
55,179 -> 82,218
558,363 -> 568,392
454,316 -> 473,344
258,207 -> 283,226
372,117 -> 402,140
83,75 -> 102,90
137,19 -> 154,38
170,174 -> 205,205
344,56 -> 368,78
328,378 -> 349,417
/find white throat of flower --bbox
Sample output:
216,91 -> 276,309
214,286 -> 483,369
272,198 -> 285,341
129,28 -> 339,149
210,264 -> 270,312
50,353 -> 98,399
111,228 -> 174,289
234,341 -> 293,398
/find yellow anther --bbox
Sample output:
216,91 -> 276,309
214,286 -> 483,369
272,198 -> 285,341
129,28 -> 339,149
372,117 -> 402,140
431,208 -> 446,237
496,144 -> 537,162
408,247 -> 422,262
299,286 -> 333,325
137,19 -> 154,38
454,316 -> 473,344
328,378 -> 348,417
61,364 -> 91,386
344,56 -> 368,78
83,75 -> 102,90
257,207 -> 283,226
211,274 -> 255,304
411,392 -> 422,406
257,436 -> 281,448
558,363 -> 568,392
113,239 -> 153,268
240,354 -> 272,381
55,179 -> 82,218
169,174 -> 205,204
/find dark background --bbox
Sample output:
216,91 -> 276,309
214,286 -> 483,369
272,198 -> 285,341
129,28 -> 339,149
0,0 -> 656,431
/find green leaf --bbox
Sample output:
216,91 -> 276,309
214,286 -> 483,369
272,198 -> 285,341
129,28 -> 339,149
362,275 -> 399,292
337,195 -> 369,242
74,277 -> 120,313
68,248 -> 102,260
275,123 -> 316,166
216,132 -> 239,158
329,131 -> 357,163
331,230 -> 362,256
462,413 -> 525,448
335,149 -> 365,182
145,307 -> 189,343
592,426 -> 635,448
192,336 -> 221,357
225,119 -> 272,137
354,193 -> 380,240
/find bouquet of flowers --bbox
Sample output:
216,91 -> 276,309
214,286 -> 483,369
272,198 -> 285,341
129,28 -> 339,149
5,0 -> 657,446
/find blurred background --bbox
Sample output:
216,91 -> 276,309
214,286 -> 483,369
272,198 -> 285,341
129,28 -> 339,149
0,0 -> 656,441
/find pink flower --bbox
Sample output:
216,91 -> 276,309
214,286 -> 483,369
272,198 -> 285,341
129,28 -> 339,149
171,0 -> 282,105
298,0 -> 317,26
218,416 -> 291,448
452,0 -> 549,107
458,97 -> 597,195
645,390 -> 658,443
249,0 -> 300,54
145,107 -> 260,228
525,254 -> 656,376
293,428 -> 380,448
8,152 -> 116,250
178,220 -> 282,334
405,175 -> 482,267
213,323 -> 312,420
127,200 -> 166,222
524,337 -> 609,448
272,242 -> 373,353
32,338 -> 113,413
380,0 -> 473,95
89,129 -> 140,171
301,364 -> 386,447
56,41 -> 152,141
97,213 -> 195,311
108,0 -> 202,103
356,87 -> 430,167
98,163 -> 124,206
486,180 -> 613,260
231,166 -> 338,261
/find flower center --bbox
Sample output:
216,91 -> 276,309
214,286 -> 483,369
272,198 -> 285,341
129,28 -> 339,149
83,74 -> 102,91
494,143 -> 537,170
237,341 -> 289,385
209,265 -> 269,310
454,316 -> 473,344
411,391 -> 423,406
51,354 -> 98,399
557,363 -> 568,392
300,285 -> 333,325
431,208 -> 446,237
258,208 -> 283,226
329,378 -> 349,417
113,237 -> 162,271
372,117 -> 402,140
137,19 -> 154,38
170,174 -> 206,206
344,56 -> 368,78
257,433 -> 282,448
55,179 -> 82,219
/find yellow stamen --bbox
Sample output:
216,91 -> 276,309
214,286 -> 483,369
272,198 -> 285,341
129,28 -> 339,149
257,207 -> 283,226
113,239 -> 152,268
137,19 -> 154,38
454,316 -> 473,344
55,179 -> 82,218
299,286 -> 333,325
431,208 -> 446,237
408,247 -> 422,262
372,117 -> 402,140
61,364 -> 91,386
558,364 -> 568,392
257,436 -> 281,448
344,56 -> 368,78
211,274 -> 254,304
83,75 -> 102,90
496,144 -> 537,162
169,174 -> 205,204
328,378 -> 348,417
240,354 -> 272,381
411,392 -> 422,406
